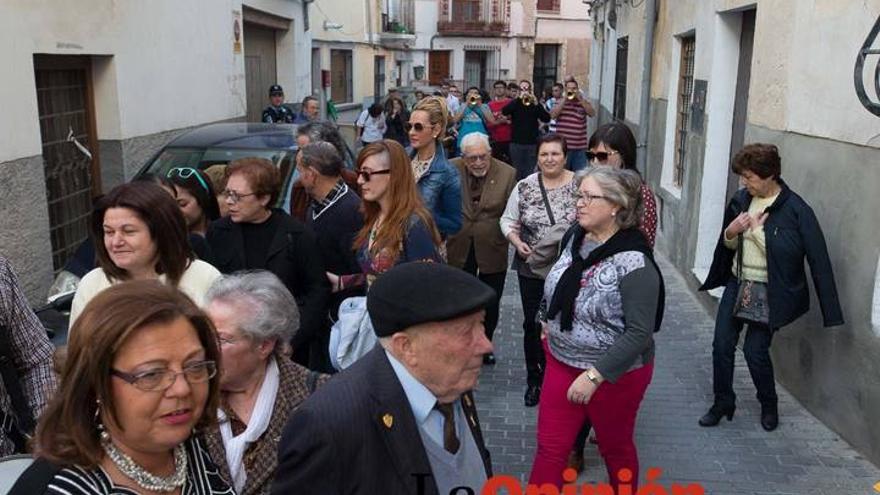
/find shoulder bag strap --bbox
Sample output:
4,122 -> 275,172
537,174 -> 556,226
736,233 -> 744,281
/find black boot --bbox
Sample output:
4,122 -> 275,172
761,403 -> 778,431
698,404 -> 736,427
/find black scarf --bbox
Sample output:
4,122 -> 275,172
547,226 -> 665,332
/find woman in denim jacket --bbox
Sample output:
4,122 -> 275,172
407,96 -> 463,238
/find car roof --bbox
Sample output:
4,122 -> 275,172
163,123 -> 299,150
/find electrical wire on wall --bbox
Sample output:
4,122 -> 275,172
312,0 -> 367,37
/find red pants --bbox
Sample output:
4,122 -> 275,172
529,339 -> 653,489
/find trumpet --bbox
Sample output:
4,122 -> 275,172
521,93 -> 533,106
468,95 -> 480,105
566,90 -> 577,100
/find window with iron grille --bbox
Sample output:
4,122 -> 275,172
673,36 -> 695,188
452,0 -> 482,21
613,37 -> 628,121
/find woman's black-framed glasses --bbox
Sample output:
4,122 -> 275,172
585,150 -> 620,163
357,169 -> 391,182
221,190 -> 257,203
167,167 -> 210,193
576,193 -> 609,206
111,360 -> 217,392
404,122 -> 427,133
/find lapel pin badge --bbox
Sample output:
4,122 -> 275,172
382,413 -> 394,429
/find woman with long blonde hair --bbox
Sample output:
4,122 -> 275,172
328,139 -> 442,291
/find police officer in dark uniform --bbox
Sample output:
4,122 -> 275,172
262,84 -> 295,123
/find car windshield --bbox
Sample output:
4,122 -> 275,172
145,147 -> 295,175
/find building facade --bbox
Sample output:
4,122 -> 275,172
0,0 -> 311,302
587,0 -> 880,464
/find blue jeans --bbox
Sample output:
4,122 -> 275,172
566,149 -> 588,171
712,278 -> 778,408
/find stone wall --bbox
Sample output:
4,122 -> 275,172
0,155 -> 53,305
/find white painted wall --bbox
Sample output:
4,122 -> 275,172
0,0 -> 311,164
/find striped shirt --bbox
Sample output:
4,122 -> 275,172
43,437 -> 234,494
555,103 -> 589,150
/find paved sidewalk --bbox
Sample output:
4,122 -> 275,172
474,253 -> 880,494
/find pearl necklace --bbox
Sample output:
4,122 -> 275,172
102,438 -> 188,492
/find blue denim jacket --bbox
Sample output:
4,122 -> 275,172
409,144 -> 462,236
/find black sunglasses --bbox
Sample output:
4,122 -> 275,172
404,122 -> 430,133
585,150 -> 620,162
357,168 -> 391,182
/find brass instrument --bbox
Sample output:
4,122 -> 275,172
521,93 -> 532,106
468,95 -> 479,106
566,90 -> 577,100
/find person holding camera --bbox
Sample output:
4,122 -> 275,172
550,77 -> 596,171
503,80 -> 551,181
453,86 -> 497,153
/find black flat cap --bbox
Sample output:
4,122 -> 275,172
368,262 -> 495,337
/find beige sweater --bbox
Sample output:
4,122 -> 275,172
725,192 -> 779,283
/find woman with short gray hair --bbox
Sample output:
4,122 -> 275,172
202,271 -> 325,495
529,166 -> 664,491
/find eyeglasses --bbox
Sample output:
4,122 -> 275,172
586,150 -> 620,163
576,193 -> 609,206
111,360 -> 217,392
357,168 -> 391,182
167,167 -> 210,193
216,335 -> 244,346
221,189 -> 258,203
404,122 -> 429,133
464,153 -> 490,163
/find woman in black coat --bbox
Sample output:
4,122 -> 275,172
698,143 -> 843,431
207,157 -> 330,371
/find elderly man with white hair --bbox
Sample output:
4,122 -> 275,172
202,270 -> 326,495
447,132 -> 517,365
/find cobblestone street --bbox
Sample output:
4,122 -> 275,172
474,253 -> 880,494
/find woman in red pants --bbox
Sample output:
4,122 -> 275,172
528,166 -> 664,490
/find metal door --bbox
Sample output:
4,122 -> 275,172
244,23 -> 278,122
33,55 -> 100,273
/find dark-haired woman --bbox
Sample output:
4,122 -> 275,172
167,167 -> 220,237
587,122 -> 657,247
70,182 -> 221,327
501,133 -> 578,407
698,143 -> 843,431
14,281 -> 232,494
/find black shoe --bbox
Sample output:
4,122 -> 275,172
698,404 -> 736,427
482,353 -> 496,365
524,385 -> 541,407
761,403 -> 778,431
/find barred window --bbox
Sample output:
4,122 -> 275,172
673,36 -> 696,188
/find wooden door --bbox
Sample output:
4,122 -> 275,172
244,23 -> 277,122
429,50 -> 451,85
33,55 -> 100,272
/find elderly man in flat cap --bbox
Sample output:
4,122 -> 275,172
271,262 -> 495,495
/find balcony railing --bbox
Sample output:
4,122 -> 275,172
437,0 -> 510,36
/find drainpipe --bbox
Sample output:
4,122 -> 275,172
366,0 -> 375,48
635,0 -> 657,178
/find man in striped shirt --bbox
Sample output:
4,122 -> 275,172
550,77 -> 596,171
